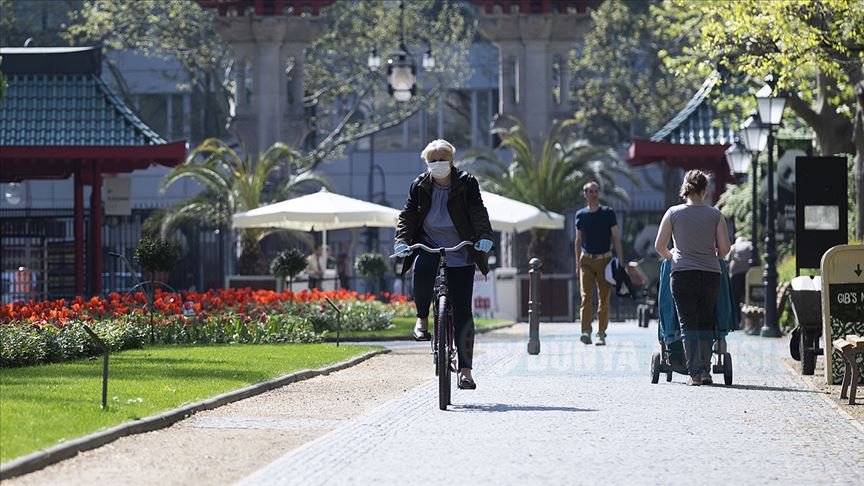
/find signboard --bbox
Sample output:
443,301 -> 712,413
820,245 -> 864,384
472,269 -> 496,317
796,157 -> 848,271
104,176 -> 132,216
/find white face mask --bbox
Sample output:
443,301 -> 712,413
427,161 -> 451,179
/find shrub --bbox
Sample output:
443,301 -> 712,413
0,320 -> 146,368
135,238 -> 182,273
354,253 -> 389,277
270,248 -> 307,284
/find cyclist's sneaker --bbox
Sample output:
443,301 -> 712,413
701,371 -> 713,385
595,334 -> 606,346
579,332 -> 592,345
457,374 -> 476,390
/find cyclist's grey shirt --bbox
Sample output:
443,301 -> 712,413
666,203 -> 721,274
421,182 -> 472,267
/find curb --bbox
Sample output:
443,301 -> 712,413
782,361 -> 864,435
0,348 -> 390,481
323,321 -> 517,343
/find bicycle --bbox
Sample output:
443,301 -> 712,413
392,240 -> 474,410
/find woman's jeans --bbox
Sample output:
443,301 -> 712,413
671,270 -> 721,377
412,251 -> 476,370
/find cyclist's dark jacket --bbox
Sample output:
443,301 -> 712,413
395,167 -> 494,276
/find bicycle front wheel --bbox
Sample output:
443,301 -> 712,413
436,294 -> 452,410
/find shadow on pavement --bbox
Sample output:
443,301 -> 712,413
723,383 -> 819,393
451,403 -> 598,413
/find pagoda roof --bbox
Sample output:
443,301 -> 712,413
0,47 -> 167,146
0,47 -> 185,182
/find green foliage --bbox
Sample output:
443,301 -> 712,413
303,300 -> 394,334
151,138 -> 328,274
463,116 -> 633,214
570,0 -> 704,145
0,320 -> 146,368
354,253 -> 390,278
134,237 -> 182,273
657,0 -> 863,153
270,248 -> 308,280
151,313 -> 320,345
66,0 -> 230,135
65,0 -> 475,164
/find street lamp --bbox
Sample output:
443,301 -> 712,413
373,0 -> 435,103
739,113 -> 769,268
754,78 -> 786,338
724,138 -> 751,177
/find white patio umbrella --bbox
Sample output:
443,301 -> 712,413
231,188 -> 401,249
480,191 -> 565,268
481,191 -> 565,233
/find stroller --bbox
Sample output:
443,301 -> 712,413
628,258 -> 661,328
650,258 -> 739,385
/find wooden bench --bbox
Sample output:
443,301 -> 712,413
832,335 -> 864,404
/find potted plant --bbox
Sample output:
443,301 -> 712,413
134,237 -> 181,283
354,252 -> 389,297
270,248 -> 307,291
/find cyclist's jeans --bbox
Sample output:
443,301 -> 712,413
413,251 -> 476,369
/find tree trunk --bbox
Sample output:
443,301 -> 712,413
236,237 -> 268,275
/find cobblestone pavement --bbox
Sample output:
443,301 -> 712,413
239,322 -> 864,486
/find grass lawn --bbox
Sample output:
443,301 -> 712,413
0,343 -> 378,464
336,316 -> 512,338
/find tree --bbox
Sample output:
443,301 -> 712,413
570,0 -> 704,147
65,0 -> 476,166
657,0 -> 864,238
66,0 -> 230,137
152,139 -> 329,275
461,116 -> 634,269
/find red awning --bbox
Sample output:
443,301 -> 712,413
0,142 -> 187,182
627,138 -> 736,201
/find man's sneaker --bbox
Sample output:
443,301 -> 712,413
687,376 -> 702,386
701,372 -> 713,385
595,334 -> 606,346
579,332 -> 592,345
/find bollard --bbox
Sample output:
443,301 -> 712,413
82,325 -> 109,409
527,257 -> 542,355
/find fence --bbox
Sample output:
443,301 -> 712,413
1,208 -> 228,303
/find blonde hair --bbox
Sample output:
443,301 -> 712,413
420,139 -> 456,162
679,170 -> 709,198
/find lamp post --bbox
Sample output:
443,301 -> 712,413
739,113 -> 769,267
755,79 -> 786,338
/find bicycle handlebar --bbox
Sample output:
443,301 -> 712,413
389,240 -> 473,258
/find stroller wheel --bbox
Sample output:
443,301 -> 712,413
666,371 -> 673,382
651,352 -> 661,384
723,352 -> 733,386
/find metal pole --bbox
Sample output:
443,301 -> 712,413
82,325 -> 109,409
761,129 -> 781,337
527,257 -> 542,355
750,153 -> 761,267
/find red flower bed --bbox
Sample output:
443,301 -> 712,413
1,288 -> 409,326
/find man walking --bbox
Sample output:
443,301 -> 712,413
575,181 -> 624,346
306,245 -> 326,290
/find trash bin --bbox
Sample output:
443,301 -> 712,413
789,275 -> 823,375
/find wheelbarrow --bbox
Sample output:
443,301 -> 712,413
788,275 -> 823,375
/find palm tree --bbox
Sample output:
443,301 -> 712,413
150,138 -> 329,275
461,116 -> 634,269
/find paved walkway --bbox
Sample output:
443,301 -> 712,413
238,321 -> 863,485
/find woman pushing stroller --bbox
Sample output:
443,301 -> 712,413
654,170 -> 731,386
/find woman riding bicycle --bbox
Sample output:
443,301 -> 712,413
394,139 -> 494,390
